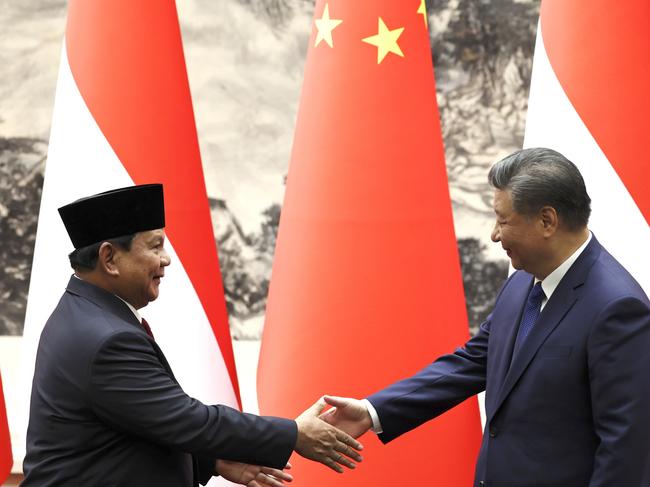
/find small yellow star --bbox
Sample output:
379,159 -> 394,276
362,17 -> 405,64
417,0 -> 428,28
314,3 -> 343,48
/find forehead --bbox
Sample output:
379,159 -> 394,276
135,228 -> 166,244
492,189 -> 513,213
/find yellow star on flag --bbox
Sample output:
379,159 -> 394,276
417,0 -> 428,28
362,17 -> 405,64
314,3 -> 342,48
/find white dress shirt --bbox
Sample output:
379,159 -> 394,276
116,295 -> 143,323
538,232 -> 592,310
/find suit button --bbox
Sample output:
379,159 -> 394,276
489,426 -> 498,438
479,482 -> 486,486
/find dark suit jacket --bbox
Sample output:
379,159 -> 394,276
22,277 -> 296,486
368,236 -> 650,486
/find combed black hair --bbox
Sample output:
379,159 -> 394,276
488,147 -> 591,230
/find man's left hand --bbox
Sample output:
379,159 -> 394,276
215,459 -> 293,487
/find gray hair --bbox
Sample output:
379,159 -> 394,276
68,234 -> 136,271
488,147 -> 591,230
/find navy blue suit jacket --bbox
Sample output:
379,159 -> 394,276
23,277 -> 297,486
368,236 -> 650,486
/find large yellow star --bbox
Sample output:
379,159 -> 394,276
314,4 -> 342,48
417,0 -> 428,28
362,17 -> 405,64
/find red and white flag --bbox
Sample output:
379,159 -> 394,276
18,2 -> 239,483
0,372 -> 11,484
524,0 -> 650,293
258,0 -> 482,484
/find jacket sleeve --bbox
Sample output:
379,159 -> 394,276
86,330 -> 297,469
367,316 -> 489,443
587,296 -> 650,486
196,454 -> 217,486
366,272 -> 519,444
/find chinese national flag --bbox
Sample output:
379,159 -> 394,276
258,0 -> 482,484
0,373 -> 11,483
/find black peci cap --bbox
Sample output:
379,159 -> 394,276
58,184 -> 165,249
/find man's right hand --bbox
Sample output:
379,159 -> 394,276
320,395 -> 373,438
294,397 -> 364,473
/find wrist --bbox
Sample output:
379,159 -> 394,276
361,399 -> 383,434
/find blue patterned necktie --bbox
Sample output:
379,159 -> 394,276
512,282 -> 545,359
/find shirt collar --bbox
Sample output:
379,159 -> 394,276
539,231 -> 592,303
72,274 -> 143,323
115,295 -> 142,323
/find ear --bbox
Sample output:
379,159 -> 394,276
539,206 -> 558,237
97,242 -> 120,277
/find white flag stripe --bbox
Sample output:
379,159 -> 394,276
524,23 -> 650,293
17,44 -> 136,456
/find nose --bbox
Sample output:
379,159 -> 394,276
491,222 -> 500,243
161,248 -> 171,267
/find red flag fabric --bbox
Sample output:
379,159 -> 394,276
258,0 -> 482,484
0,373 -> 12,483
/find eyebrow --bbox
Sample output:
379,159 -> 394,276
148,236 -> 164,246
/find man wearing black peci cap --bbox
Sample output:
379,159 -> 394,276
22,184 -> 363,487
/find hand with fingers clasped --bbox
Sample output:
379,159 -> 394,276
319,395 -> 373,439
294,397 -> 364,473
215,459 -> 293,487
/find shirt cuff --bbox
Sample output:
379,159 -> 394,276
362,398 -> 383,434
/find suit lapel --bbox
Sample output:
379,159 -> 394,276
494,282 -> 578,415
486,273 -> 532,414
489,237 -> 601,421
66,276 -> 142,329
66,276 -> 180,382
150,341 -> 179,382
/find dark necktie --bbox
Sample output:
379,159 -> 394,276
512,282 -> 545,359
141,318 -> 155,340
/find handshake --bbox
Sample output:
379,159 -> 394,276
217,395 -> 371,487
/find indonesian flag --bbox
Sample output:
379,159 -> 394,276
258,0 -> 482,484
0,373 -> 11,484
17,1 -> 240,483
524,0 -> 650,293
